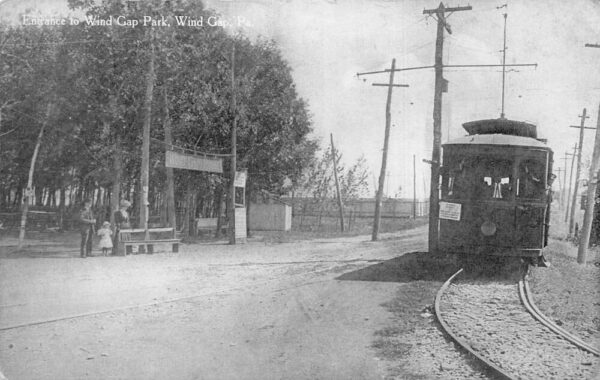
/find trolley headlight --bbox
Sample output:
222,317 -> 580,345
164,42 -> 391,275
481,220 -> 497,236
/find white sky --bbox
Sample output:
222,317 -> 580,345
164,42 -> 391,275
2,0 -> 600,198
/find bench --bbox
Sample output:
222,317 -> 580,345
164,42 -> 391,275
118,227 -> 180,255
195,218 -> 227,235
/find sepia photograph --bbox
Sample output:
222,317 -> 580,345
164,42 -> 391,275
0,0 -> 599,378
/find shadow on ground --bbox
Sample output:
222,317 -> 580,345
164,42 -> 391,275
337,251 -> 461,283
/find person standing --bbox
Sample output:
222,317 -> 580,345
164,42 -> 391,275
113,200 -> 131,255
97,221 -> 113,256
79,199 -> 96,258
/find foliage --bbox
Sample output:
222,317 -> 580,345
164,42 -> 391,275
300,147 -> 370,203
0,0 -> 318,229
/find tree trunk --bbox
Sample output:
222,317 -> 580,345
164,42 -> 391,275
18,102 -> 53,248
245,184 -> 252,237
182,182 -> 194,237
34,186 -> 43,207
215,185 -> 224,238
162,87 -> 176,230
109,136 -> 122,227
59,186 -> 66,230
139,33 -> 155,233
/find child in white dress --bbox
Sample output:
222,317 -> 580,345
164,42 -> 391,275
97,221 -> 113,256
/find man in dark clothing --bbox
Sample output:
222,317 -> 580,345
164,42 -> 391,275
80,199 -> 96,258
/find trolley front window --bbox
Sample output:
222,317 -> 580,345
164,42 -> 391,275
445,156 -> 513,200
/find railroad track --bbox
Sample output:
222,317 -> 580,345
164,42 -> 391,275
435,268 -> 599,379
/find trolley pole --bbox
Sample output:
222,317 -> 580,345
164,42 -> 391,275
423,3 -> 472,253
564,145 -> 577,223
372,59 -> 409,241
578,103 -> 600,263
568,109 -> 591,236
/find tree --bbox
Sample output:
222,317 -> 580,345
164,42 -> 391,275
1,0 -> 318,240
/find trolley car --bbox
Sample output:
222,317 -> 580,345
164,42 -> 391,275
439,118 -> 554,266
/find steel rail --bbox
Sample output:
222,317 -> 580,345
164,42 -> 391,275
434,268 -> 515,380
519,279 -> 600,357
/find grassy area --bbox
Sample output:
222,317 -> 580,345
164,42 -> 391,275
253,215 -> 428,243
526,201 -> 600,344
529,240 -> 600,343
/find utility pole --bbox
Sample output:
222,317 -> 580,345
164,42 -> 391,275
565,145 -> 577,223
554,167 -> 564,209
568,109 -> 591,235
560,152 -> 569,209
578,103 -> 600,263
500,11 -> 508,118
413,154 -> 417,219
330,134 -> 344,232
423,2 -> 472,253
372,59 -> 409,240
229,44 -> 237,244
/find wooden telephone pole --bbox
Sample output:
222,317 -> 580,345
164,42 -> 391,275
568,109 -> 591,235
413,154 -> 417,219
423,3 -> 472,253
577,42 -> 600,262
564,144 -> 577,223
229,45 -> 238,244
559,152 -> 569,209
578,103 -> 600,263
330,134 -> 344,232
372,59 -> 409,241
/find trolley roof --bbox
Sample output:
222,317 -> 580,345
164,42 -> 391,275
462,118 -> 537,138
443,133 -> 549,149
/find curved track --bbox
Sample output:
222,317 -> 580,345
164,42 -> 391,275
518,278 -> 600,357
435,269 -> 514,380
435,268 -> 599,379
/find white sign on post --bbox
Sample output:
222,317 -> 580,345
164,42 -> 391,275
234,170 -> 247,187
439,201 -> 461,221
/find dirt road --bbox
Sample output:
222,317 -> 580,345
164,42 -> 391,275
0,227 -> 426,379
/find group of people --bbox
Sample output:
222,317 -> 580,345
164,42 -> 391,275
79,199 -> 132,258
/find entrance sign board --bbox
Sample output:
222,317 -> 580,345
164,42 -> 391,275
166,150 -> 223,174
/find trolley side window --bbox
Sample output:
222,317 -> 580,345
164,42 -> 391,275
517,159 -> 546,199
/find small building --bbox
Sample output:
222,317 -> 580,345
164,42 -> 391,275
249,196 -> 292,231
